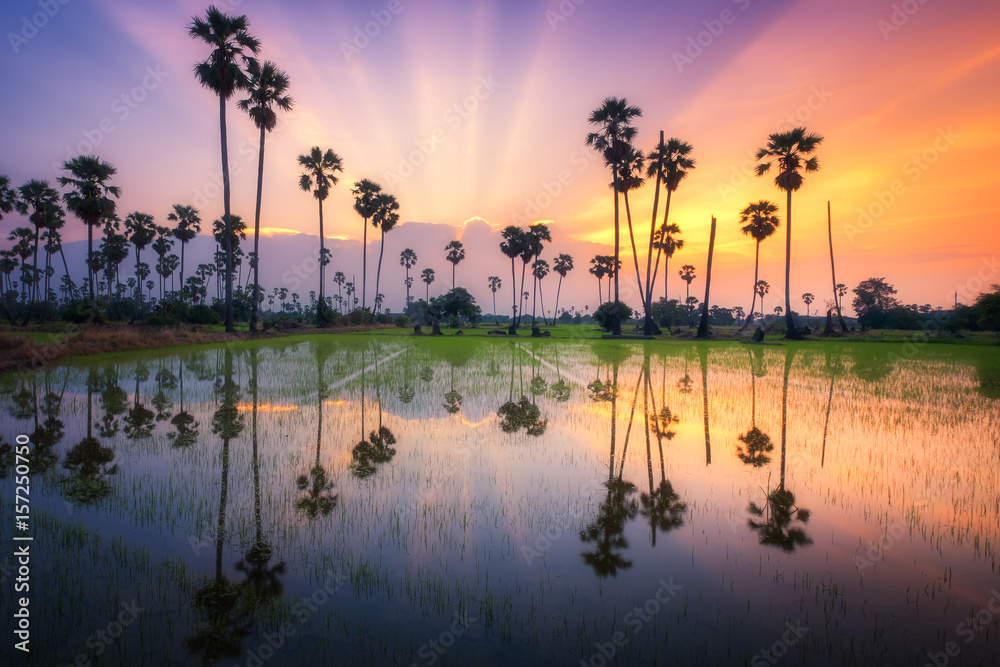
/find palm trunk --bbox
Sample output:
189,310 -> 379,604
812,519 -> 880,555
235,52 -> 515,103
700,347 -> 711,466
643,132 -> 665,334
508,259 -> 517,335
697,217 -> 717,338
375,227 -> 385,314
493,291 -> 499,326
220,93 -> 234,333
361,217 -> 367,309
742,241 -> 761,331
538,278 -> 547,327
87,223 -> 97,320
318,199 -> 326,303
612,163 -> 621,336
783,189 -> 797,339
249,124 -> 266,332
553,274 -> 564,326
827,201 -> 848,332
517,260 -> 528,328
58,245 -> 71,301
623,190 -> 645,312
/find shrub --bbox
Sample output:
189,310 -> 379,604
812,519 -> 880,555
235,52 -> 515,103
347,308 -> 371,325
61,299 -> 93,324
593,301 -> 634,331
394,314 -> 411,327
186,304 -> 220,325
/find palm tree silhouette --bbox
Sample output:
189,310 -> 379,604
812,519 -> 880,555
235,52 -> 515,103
552,254 -> 573,323
640,354 -> 686,546
420,267 -> 435,303
167,205 -> 201,306
488,275 -> 502,325
754,127 -> 824,339
372,192 -> 399,313
189,5 -> 259,332
351,179 -> 381,309
0,175 -> 16,222
679,264 -> 696,326
169,359 -> 199,448
351,348 -> 398,477
296,344 -> 338,517
59,156 -> 121,321
400,249 -> 417,308
737,347 -> 772,467
299,148 -> 343,307
14,179 -> 59,309
61,370 -> 117,503
444,239 -> 465,290
615,145 -> 648,317
586,97 -> 642,336
738,200 -> 780,331
123,363 -> 155,440
532,259 -> 550,327
755,280 -> 770,322
238,59 -> 292,330
500,226 -> 528,334
526,224 -> 551,331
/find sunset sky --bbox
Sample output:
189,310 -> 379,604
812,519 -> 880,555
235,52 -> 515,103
2,0 -> 999,314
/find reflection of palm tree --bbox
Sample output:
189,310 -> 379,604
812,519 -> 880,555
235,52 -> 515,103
497,345 -> 548,436
124,363 -> 155,440
169,360 -> 199,447
737,348 -> 773,467
698,346 -> 711,466
746,349 -> 812,552
352,348 -> 398,476
237,348 -> 286,602
639,354 -> 686,546
62,370 -> 117,504
296,345 -> 338,517
188,349 -> 250,662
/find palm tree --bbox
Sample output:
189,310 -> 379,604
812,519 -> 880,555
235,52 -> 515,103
645,137 -> 695,331
488,276 -> 502,325
652,223 -> 684,308
526,224 -> 551,330
738,200 -> 780,331
399,248 -> 417,306
151,227 -> 172,301
166,205 -> 201,306
755,280 -> 770,320
14,180 -> 60,307
124,212 -> 156,317
615,145 -> 647,310
372,192 -> 399,312
351,178 -> 381,309
500,226 -> 527,335
532,259 -> 550,326
238,59 -> 292,330
0,175 -> 17,222
589,255 -> 608,305
189,5 -> 260,332
333,271 -> 345,310
755,127 -> 824,339
299,147 -> 344,306
586,97 -> 642,336
421,267 -> 435,302
552,253 -> 573,322
59,155 -> 121,319
802,293 -> 814,318
679,265 -> 696,326
444,240 -> 465,289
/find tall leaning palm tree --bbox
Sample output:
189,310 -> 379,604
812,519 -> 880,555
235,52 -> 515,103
59,156 -> 121,320
645,137 -> 695,330
351,179 -> 381,310
586,97 -> 642,336
738,200 -> 780,331
755,127 -> 823,340
299,148 -> 344,307
189,5 -> 260,332
552,253 -> 574,322
167,205 -> 202,306
372,192 -> 399,313
238,59 -> 293,331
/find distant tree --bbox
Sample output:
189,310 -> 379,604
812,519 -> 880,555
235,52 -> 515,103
852,277 -> 900,330
755,280 -> 770,320
167,205 -> 201,307
499,226 -> 528,335
399,249 -> 417,306
420,267 -> 435,302
300,147 -> 344,306
488,276 -> 502,324
532,259 -> 550,327
445,240 -> 465,289
801,293 -> 814,318
351,178 -> 381,308
679,265 -> 696,326
432,287 -> 481,325
372,192 -> 399,312
755,127 -> 823,339
738,200 -> 780,330
552,253 -> 574,325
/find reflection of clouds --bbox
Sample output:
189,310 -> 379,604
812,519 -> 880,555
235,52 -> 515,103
236,402 -> 299,413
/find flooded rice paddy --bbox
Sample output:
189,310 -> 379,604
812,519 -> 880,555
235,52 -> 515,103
1,335 -> 999,666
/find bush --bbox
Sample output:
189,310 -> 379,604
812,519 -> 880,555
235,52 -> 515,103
347,308 -> 371,325
61,299 -> 93,324
316,301 -> 339,326
394,314 -> 411,328
593,301 -> 634,331
186,304 -> 220,325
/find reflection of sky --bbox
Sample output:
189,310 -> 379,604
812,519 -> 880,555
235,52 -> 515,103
3,338 -> 999,662
2,1 -> 999,310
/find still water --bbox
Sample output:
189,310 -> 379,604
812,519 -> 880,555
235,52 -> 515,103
1,336 -> 998,666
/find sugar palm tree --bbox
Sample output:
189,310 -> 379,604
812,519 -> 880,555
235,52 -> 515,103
189,5 -> 260,332
738,200 -> 780,331
755,280 -> 770,320
420,267 -> 435,302
372,192 -> 399,311
586,97 -> 642,336
166,205 -> 201,306
351,179 -> 381,309
14,180 -> 60,306
59,156 -> 121,319
552,253 -> 573,322
526,224 -> 551,330
802,292 -> 814,318
444,240 -> 465,289
238,59 -> 292,330
532,259 -> 550,326
0,175 -> 17,222
645,137 -> 695,331
124,212 -> 156,317
615,145 -> 647,311
488,276 -> 502,325
299,148 -> 344,306
589,255 -> 608,305
500,226 -> 527,335
399,248 -> 417,306
755,127 -> 823,339
333,271 -> 345,310
679,265 -> 696,326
